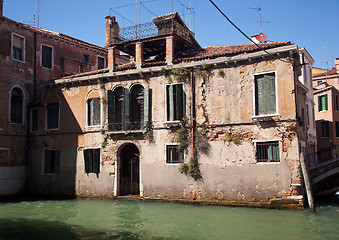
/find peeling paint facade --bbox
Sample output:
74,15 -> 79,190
26,13 -> 315,208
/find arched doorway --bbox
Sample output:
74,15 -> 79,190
118,143 -> 140,195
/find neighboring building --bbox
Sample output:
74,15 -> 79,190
0,1 -> 108,196
28,12 -> 315,208
312,58 -> 339,88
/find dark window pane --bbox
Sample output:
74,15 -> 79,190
42,45 -> 52,69
84,149 -> 100,173
98,57 -> 105,69
166,145 -> 184,164
88,98 -> 101,126
31,108 -> 39,131
10,88 -> 23,123
47,103 -> 59,129
83,54 -> 89,63
44,150 -> 60,174
256,142 -> 280,162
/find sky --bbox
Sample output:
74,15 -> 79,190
3,0 -> 339,69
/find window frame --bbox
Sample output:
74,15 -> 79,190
255,140 -> 281,163
97,56 -> 105,70
45,95 -> 60,131
41,44 -> 54,70
30,108 -> 39,132
8,85 -> 25,125
252,71 -> 279,118
165,83 -> 186,123
42,149 -> 60,175
83,54 -> 89,64
85,90 -> 102,127
334,94 -> 339,111
318,94 -> 328,112
321,120 -> 329,138
83,148 -> 101,174
0,148 -> 10,166
165,144 -> 184,164
11,33 -> 25,62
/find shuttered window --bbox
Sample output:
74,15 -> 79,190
166,145 -> 184,164
44,150 -> 60,174
84,149 -> 100,173
98,56 -> 105,69
166,84 -> 185,121
31,108 -> 39,131
318,94 -> 328,112
255,73 -> 276,116
336,121 -> 339,138
256,142 -> 280,162
12,34 -> 24,61
42,45 -> 52,69
47,103 -> 59,130
335,95 -> 339,111
10,87 -> 23,124
321,121 -> 329,137
87,98 -> 101,126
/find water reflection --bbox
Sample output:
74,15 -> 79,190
0,198 -> 338,240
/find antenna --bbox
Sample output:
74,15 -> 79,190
24,15 -> 36,27
249,7 -> 270,33
36,0 -> 43,29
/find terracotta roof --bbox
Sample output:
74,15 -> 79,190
174,41 -> 292,62
61,68 -> 109,80
1,16 -> 106,53
312,67 -> 338,77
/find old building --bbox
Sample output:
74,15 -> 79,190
28,12 -> 315,208
312,60 -> 339,156
0,1 -> 108,196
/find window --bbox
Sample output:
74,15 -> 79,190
335,95 -> 339,111
166,84 -> 185,121
86,90 -> 101,126
47,102 -> 59,130
107,85 -> 149,131
44,150 -> 60,174
31,108 -> 39,132
336,121 -> 339,138
98,56 -> 105,69
317,80 -> 323,85
318,94 -> 328,112
256,141 -> 280,162
10,87 -> 24,124
321,121 -> 329,137
166,145 -> 184,164
306,104 -> 310,127
0,148 -> 10,166
42,45 -> 53,69
312,108 -> 316,128
254,73 -> 276,116
301,108 -> 305,130
84,149 -> 100,173
12,34 -> 24,61
83,54 -> 89,63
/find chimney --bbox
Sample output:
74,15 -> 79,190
335,57 -> 339,73
105,16 -> 120,70
105,15 -> 119,47
1,0 -> 3,17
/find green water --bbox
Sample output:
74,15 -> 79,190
0,199 -> 339,240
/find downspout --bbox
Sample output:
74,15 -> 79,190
33,31 -> 37,101
190,70 -> 195,160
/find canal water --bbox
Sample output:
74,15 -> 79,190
0,198 -> 339,240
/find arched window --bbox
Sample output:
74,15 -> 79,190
46,95 -> 60,130
130,84 -> 144,129
86,90 -> 101,126
10,87 -> 24,124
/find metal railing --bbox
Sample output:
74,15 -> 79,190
306,145 -> 339,167
110,19 -> 195,45
108,121 -> 146,132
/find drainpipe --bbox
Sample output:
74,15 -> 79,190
190,71 -> 195,160
33,31 -> 37,101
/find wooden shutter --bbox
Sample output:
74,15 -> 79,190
124,88 -> 130,124
107,90 -> 115,123
168,85 -> 174,121
176,84 -> 184,120
47,103 -> 59,129
144,86 -> 149,127
255,73 -> 276,115
93,149 -> 100,173
54,150 -> 60,174
325,94 -> 328,110
44,150 -> 51,173
84,150 -> 90,173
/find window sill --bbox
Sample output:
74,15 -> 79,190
164,121 -> 182,127
12,58 -> 25,63
45,128 -> 59,131
256,161 -> 280,164
252,114 -> 280,122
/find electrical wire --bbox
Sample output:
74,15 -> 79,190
208,0 -> 292,63
140,2 -> 158,17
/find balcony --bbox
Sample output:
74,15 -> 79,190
107,121 -> 148,134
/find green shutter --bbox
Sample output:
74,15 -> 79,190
93,149 -> 100,173
84,150 -> 90,173
168,85 -> 174,121
176,84 -> 184,120
255,73 -> 276,115
325,94 -> 328,110
144,86 -> 149,127
54,150 -> 60,174
124,88 -> 130,124
107,90 -> 115,123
